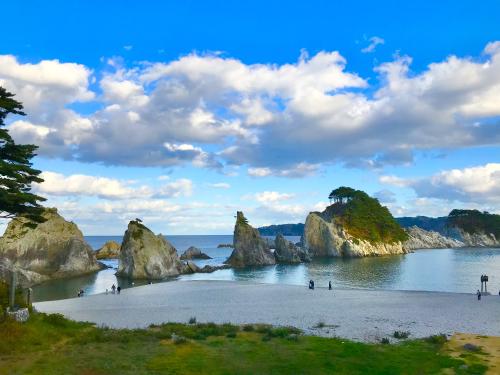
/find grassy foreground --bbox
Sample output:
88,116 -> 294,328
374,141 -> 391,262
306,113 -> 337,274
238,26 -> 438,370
0,313 -> 489,375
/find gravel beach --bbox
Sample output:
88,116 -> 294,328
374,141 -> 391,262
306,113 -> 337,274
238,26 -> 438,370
34,280 -> 500,342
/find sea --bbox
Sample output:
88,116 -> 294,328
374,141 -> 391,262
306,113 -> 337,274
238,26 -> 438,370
31,235 -> 500,302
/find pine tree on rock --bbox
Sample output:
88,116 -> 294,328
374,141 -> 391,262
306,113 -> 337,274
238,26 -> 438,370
0,86 -> 46,224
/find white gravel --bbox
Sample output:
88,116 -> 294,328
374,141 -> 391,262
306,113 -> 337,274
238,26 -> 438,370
34,280 -> 500,342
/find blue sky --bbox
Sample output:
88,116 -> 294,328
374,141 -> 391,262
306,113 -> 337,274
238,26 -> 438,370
1,1 -> 499,235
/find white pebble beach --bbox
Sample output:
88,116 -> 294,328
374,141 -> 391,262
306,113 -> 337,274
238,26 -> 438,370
34,280 -> 500,342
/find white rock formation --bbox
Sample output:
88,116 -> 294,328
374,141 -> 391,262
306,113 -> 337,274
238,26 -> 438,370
403,226 -> 463,251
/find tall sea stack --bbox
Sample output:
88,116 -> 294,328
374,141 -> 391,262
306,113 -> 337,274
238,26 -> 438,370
225,211 -> 275,267
117,220 -> 185,279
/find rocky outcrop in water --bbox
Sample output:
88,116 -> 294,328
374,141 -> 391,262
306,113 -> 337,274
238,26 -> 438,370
303,211 -> 406,257
403,226 -> 463,251
0,208 -> 102,286
180,246 -> 211,260
274,234 -> 311,263
180,261 -> 230,274
225,212 -> 276,267
117,221 -> 185,280
95,240 -> 121,259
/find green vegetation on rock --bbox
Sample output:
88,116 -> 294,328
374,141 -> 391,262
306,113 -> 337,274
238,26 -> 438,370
448,209 -> 500,238
0,312 -> 488,374
327,187 -> 408,244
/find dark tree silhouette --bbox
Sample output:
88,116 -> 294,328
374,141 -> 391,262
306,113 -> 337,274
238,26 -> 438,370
0,87 -> 46,223
328,186 -> 357,204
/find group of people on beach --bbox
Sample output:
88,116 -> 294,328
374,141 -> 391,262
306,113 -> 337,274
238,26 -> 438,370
308,280 -> 333,290
106,284 -> 121,295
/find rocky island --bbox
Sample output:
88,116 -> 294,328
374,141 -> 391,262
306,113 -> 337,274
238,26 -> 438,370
225,212 -> 276,267
304,187 -> 408,257
117,220 -> 187,280
274,234 -> 311,263
95,240 -> 121,259
0,208 -> 102,286
180,246 -> 211,260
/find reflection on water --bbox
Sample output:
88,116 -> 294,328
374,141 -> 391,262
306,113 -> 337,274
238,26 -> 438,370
31,235 -> 500,301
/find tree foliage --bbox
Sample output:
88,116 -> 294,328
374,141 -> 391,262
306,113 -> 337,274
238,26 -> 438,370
327,187 -> 408,244
448,209 -> 500,238
0,86 -> 46,223
328,186 -> 357,204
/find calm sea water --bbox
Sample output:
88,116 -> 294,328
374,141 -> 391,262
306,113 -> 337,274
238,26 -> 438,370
31,235 -> 500,301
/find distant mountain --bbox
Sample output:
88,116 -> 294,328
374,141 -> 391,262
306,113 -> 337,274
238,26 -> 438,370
258,210 -> 500,248
258,223 -> 304,236
258,217 -> 444,237
395,216 -> 448,234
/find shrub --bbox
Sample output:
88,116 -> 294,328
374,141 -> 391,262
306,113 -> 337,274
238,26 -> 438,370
314,321 -> 326,329
381,338 -> 390,344
242,324 -> 255,332
171,333 -> 187,345
188,316 -> 197,324
226,331 -> 237,338
287,333 -> 299,342
426,334 -> 448,346
42,313 -> 70,328
393,330 -> 410,339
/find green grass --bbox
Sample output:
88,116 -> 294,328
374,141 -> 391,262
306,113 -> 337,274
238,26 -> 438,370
0,313 -> 488,375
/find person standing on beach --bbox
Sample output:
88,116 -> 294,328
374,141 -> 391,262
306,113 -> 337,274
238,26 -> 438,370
111,284 -> 116,294
477,289 -> 481,300
329,281 -> 332,290
117,286 -> 121,294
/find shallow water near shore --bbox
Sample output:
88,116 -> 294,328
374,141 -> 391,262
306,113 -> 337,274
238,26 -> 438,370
31,235 -> 500,301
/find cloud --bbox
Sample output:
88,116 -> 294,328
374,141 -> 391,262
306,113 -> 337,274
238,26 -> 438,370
208,182 -> 231,189
379,175 -> 412,187
156,178 -> 193,198
253,191 -> 295,204
381,163 -> 500,205
411,163 -> 500,204
247,163 -> 318,178
0,55 -> 94,117
361,36 -> 385,53
3,43 -> 500,175
35,172 -> 193,200
373,189 -> 396,203
123,45 -> 133,51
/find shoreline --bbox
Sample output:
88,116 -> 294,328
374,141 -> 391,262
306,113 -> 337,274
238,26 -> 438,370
34,280 -> 500,342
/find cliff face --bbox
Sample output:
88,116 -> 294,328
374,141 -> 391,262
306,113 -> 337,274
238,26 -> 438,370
274,234 -> 311,263
95,240 -> 121,259
447,227 -> 499,247
117,221 -> 184,280
225,212 -> 276,267
303,212 -> 406,257
0,208 -> 101,286
403,226 -> 463,251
